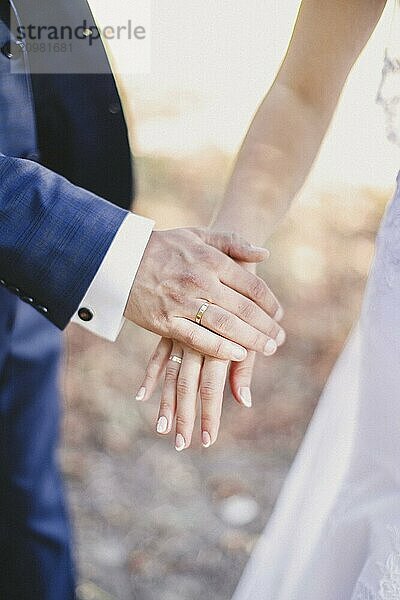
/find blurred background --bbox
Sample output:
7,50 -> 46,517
63,1 -> 400,598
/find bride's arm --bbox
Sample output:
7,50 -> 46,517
140,0 -> 387,450
213,0 -> 387,244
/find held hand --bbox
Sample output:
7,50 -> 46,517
136,338 -> 231,451
125,227 -> 285,362
135,261 -> 285,450
135,333 -> 284,451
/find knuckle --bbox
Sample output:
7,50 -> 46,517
200,381 -> 218,403
194,243 -> 215,264
165,366 -> 179,382
169,289 -> 186,306
213,338 -> 226,359
201,414 -> 214,430
238,301 -> 256,322
267,322 -> 281,338
250,277 -> 267,302
179,270 -> 204,290
144,369 -> 155,383
233,363 -> 253,379
214,311 -> 233,335
155,309 -> 170,330
159,399 -> 172,412
183,327 -> 200,348
176,413 -> 191,429
250,331 -> 265,350
176,377 -> 192,397
269,298 -> 279,315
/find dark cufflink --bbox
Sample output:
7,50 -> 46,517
78,307 -> 94,322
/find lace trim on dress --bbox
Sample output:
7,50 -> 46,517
376,0 -> 400,146
376,50 -> 400,147
353,526 -> 400,600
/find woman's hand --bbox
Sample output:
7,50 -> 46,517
136,338 -> 230,450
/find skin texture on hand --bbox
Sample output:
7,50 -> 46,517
124,227 -> 285,361
136,263 -> 285,452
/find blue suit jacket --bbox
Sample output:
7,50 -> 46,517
0,0 -> 134,330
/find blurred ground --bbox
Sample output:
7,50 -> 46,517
61,153 -> 392,600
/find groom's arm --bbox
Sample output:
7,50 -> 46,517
0,153 -> 284,359
0,153 -> 133,331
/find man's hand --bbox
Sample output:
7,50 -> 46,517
125,227 -> 285,361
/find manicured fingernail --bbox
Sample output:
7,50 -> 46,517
156,415 -> 169,434
175,433 -> 186,452
231,347 -> 247,361
202,431 -> 211,448
264,338 -> 277,356
274,307 -> 284,321
276,329 -> 286,346
239,387 -> 252,408
250,244 -> 270,256
135,387 -> 146,401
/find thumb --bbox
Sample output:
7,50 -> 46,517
194,229 -> 269,263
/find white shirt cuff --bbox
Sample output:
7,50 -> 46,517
71,212 -> 154,341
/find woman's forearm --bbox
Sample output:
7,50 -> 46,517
211,80 -> 335,245
211,0 -> 386,245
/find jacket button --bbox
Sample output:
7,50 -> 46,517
78,307 -> 94,322
109,102 -> 121,115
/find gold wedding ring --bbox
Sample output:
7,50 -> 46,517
195,302 -> 210,325
169,355 -> 183,364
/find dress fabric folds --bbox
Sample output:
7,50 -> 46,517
233,173 -> 400,600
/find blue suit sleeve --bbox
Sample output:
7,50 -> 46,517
0,153 -> 129,329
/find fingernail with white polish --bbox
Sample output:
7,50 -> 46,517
202,431 -> 211,448
156,415 -> 169,434
239,387 -> 252,408
135,387 -> 146,401
250,244 -> 270,256
274,307 -> 284,322
264,338 -> 277,356
231,347 -> 247,361
276,329 -> 286,347
175,433 -> 186,452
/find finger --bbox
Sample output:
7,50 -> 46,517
156,343 -> 182,437
185,300 -> 283,357
135,338 -> 172,401
211,286 -> 286,344
220,261 -> 283,320
172,317 -> 247,362
174,348 -> 203,451
200,358 -> 229,448
229,351 -> 256,408
192,228 -> 270,263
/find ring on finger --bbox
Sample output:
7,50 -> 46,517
195,302 -> 210,325
169,354 -> 183,365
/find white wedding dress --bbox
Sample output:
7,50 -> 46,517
232,15 -> 400,600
